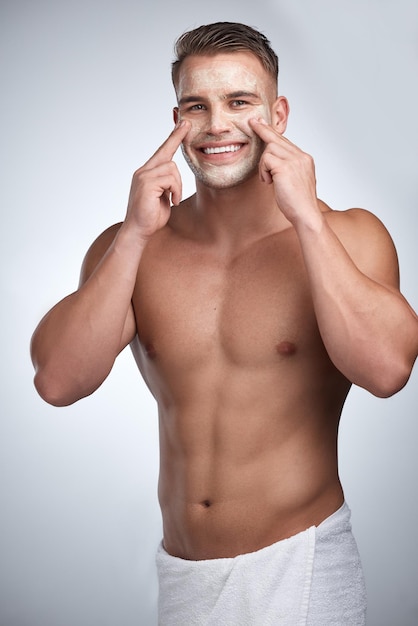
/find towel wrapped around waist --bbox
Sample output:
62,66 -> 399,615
156,502 -> 366,625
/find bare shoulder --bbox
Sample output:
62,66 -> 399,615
324,205 -> 400,289
79,222 -> 123,286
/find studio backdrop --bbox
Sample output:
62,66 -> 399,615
1,1 -> 417,625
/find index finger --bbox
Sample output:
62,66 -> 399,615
249,117 -> 283,141
145,120 -> 191,168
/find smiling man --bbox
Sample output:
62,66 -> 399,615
31,22 -> 418,625
175,51 -> 277,189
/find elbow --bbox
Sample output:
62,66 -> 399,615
33,359 -> 106,406
373,322 -> 418,397
366,357 -> 415,399
33,369 -> 82,407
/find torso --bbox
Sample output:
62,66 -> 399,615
130,199 -> 350,559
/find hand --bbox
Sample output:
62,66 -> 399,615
249,117 -> 320,227
125,120 -> 190,239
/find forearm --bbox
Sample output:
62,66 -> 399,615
296,214 -> 418,397
31,225 -> 145,406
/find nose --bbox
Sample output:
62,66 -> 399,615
206,104 -> 232,136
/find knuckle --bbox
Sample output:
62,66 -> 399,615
132,165 -> 147,180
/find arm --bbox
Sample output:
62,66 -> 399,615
250,117 -> 418,397
295,207 -> 417,397
31,120 -> 190,406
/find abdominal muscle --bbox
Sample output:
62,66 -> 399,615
154,362 -> 347,561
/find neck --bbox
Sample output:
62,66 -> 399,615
190,174 -> 292,249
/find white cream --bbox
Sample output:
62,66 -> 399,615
175,52 -> 275,189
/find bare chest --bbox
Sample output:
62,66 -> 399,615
132,233 -> 323,373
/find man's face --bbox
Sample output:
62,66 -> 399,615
175,52 -> 277,190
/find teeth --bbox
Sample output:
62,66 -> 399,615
202,144 -> 242,155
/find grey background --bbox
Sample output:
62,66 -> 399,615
1,0 -> 417,624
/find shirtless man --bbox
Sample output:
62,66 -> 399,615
31,22 -> 417,625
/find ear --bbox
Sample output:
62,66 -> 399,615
173,107 -> 179,124
271,96 -> 290,134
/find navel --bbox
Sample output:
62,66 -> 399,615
145,342 -> 157,360
200,499 -> 212,508
276,341 -> 297,356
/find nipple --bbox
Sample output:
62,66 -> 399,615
276,341 -> 297,356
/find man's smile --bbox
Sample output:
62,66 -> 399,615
201,143 -> 244,155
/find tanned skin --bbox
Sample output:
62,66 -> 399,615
31,52 -> 418,560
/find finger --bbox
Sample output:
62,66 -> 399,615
248,118 -> 283,184
249,117 -> 275,140
258,156 -> 273,185
152,163 -> 183,207
147,163 -> 184,207
249,117 -> 293,148
145,120 -> 190,168
170,168 -> 183,206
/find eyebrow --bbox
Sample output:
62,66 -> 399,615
225,91 -> 260,100
178,91 -> 260,106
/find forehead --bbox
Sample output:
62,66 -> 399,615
176,52 -> 274,99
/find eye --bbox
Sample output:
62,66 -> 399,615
189,103 -> 206,111
231,100 -> 248,107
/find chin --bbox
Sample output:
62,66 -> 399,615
197,170 -> 257,190
183,156 -> 259,190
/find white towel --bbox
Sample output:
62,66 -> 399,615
306,503 -> 367,625
156,502 -> 367,625
156,525 -> 316,626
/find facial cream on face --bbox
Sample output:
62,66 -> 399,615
176,53 -> 275,189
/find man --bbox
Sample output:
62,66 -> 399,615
31,22 -> 417,625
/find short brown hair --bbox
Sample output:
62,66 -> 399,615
171,22 -> 279,89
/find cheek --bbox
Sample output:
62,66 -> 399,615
256,103 -> 272,122
238,104 -> 271,134
177,111 -> 204,140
